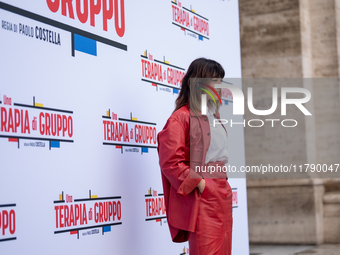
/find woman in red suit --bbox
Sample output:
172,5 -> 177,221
157,58 -> 233,255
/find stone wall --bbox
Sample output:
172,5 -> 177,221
239,0 -> 340,244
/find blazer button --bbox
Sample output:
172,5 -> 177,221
207,133 -> 210,136
204,118 -> 207,121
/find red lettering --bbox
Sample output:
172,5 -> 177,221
75,204 -> 80,224
145,199 -> 149,217
93,201 -> 120,222
90,0 -> 101,27
155,198 -> 158,215
94,203 -> 98,223
115,122 -> 119,141
151,199 -> 155,216
23,110 -> 30,134
153,127 -> 156,144
0,210 -> 16,235
124,122 -> 129,142
70,205 -> 75,226
62,115 -> 67,136
9,210 -> 15,235
107,119 -> 110,140
117,201 -> 121,220
14,109 -> 20,133
158,198 -> 162,215
59,205 -> 64,228
145,126 -> 149,144
112,201 -> 116,220
103,120 -> 107,140
162,197 -> 166,214
114,0 -> 125,37
103,202 -> 108,222
79,204 -> 83,224
159,65 -> 163,81
99,202 -> 103,222
55,206 -> 60,228
148,199 -> 151,216
82,204 -> 87,224
68,116 -> 73,137
138,125 -> 142,143
103,0 -> 113,31
147,62 -> 151,79
172,5 -> 177,22
134,125 -> 138,143
57,114 -> 62,136
46,113 -> 51,135
141,59 -> 146,77
76,0 -> 88,23
21,110 -> 24,133
62,0 -> 75,19
118,122 -> 123,141
110,122 -> 115,141
7,108 -> 13,132
3,95 -> 12,105
1,107 -> 7,132
142,125 -> 145,144
64,205 -> 69,227
46,0 -> 125,36
2,210 -> 8,235
46,0 -> 60,13
108,201 -> 113,221
39,113 -> 71,137
40,112 -> 44,135
51,114 -> 57,136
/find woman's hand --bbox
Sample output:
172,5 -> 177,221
197,178 -> 206,193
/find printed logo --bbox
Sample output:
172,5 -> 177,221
221,88 -> 233,104
171,0 -> 209,41
102,109 -> 157,154
46,0 -> 125,36
180,246 -> 189,255
141,50 -> 185,94
0,1 -> 127,58
145,187 -> 166,225
54,190 -> 122,239
232,188 -> 238,209
0,203 -> 16,242
0,95 -> 73,149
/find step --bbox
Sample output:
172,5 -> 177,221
323,192 -> 340,204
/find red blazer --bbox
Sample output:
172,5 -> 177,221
157,104 -> 213,242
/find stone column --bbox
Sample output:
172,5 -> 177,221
239,0 -> 340,244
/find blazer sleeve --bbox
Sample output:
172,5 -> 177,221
157,116 -> 202,197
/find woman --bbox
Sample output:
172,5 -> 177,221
157,58 -> 233,255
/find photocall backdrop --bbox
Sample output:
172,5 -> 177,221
0,0 -> 249,254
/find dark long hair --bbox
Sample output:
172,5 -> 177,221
173,58 -> 225,116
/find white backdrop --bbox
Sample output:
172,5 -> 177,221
0,0 -> 249,254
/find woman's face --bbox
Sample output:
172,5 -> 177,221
208,78 -> 222,101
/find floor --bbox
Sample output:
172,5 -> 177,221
249,244 -> 340,255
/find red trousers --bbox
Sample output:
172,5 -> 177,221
189,177 -> 233,255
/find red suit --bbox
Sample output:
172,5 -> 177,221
157,104 -> 233,255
